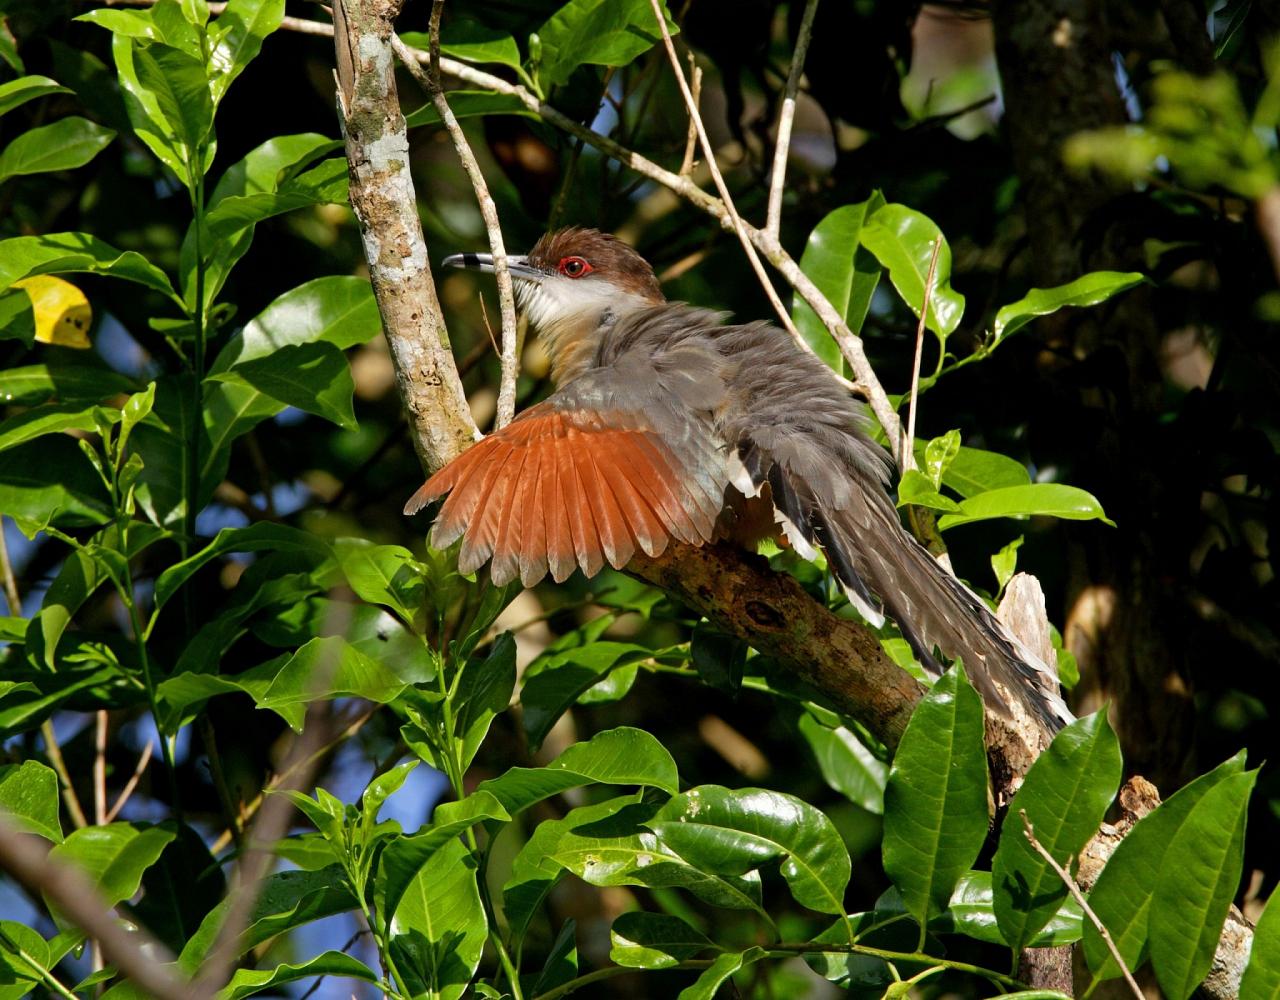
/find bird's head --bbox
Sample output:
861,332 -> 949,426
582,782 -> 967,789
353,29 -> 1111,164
443,227 -> 664,380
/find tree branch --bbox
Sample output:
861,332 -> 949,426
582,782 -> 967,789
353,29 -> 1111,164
766,0 -> 820,239
332,0 -> 478,472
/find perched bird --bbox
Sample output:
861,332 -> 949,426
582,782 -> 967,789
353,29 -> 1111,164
407,227 -> 1070,731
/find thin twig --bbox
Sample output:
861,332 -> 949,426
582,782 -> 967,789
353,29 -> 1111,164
104,739 -> 153,823
91,713 -> 108,975
0,813 -> 191,1000
902,237 -> 941,471
40,722 -> 88,829
678,55 -> 702,177
766,0 -> 820,239
0,517 -> 19,615
1019,811 -> 1144,1000
646,0 -> 815,357
391,5 -> 519,430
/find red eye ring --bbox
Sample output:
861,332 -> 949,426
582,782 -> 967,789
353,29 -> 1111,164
558,256 -> 593,278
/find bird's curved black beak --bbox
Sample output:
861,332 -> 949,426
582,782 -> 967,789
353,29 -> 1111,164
442,252 -> 545,282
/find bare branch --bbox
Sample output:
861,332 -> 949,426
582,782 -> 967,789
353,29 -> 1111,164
332,0 -> 478,473
104,738 -> 153,823
1020,811 -> 1145,1000
389,0 -> 519,429
0,813 -> 190,1000
678,55 -> 702,178
902,238 -> 941,471
766,0 -> 820,239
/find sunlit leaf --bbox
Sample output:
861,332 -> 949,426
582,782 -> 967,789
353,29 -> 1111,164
938,483 -> 1113,530
537,0 -> 677,88
0,761 -> 63,843
860,204 -> 965,338
0,117 -> 114,184
992,271 -> 1145,343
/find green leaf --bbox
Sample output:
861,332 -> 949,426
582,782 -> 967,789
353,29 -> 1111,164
0,363 -> 138,407
201,157 -> 347,240
481,726 -> 680,818
521,641 -> 655,751
532,919 -> 578,997
0,286 -> 34,345
208,275 -> 380,374
1241,884 -> 1280,1000
180,866 -> 357,967
537,0 -> 677,88
401,21 -> 520,69
678,948 -> 765,1000
132,42 -> 213,180
219,952 -> 378,1000
937,483 -> 1114,530
0,436 -> 112,530
404,91 -> 532,128
922,444 -> 1030,498
455,633 -> 516,770
0,17 -> 21,73
883,665 -> 988,940
377,791 -> 510,921
690,623 -> 746,695
0,232 -> 175,300
796,711 -> 887,815
610,912 -> 716,969
47,822 -> 176,925
923,429 -> 961,489
993,272 -> 1145,343
333,540 -> 424,628
896,469 -> 962,513
129,373 -> 199,529
1083,752 -> 1246,981
389,839 -> 486,1000
0,117 -> 114,185
992,711 -> 1122,953
791,194 -> 886,370
208,341 -> 356,430
991,536 -> 1024,595
0,761 -> 63,843
650,785 -> 852,916
0,402 -> 115,454
943,871 -> 1082,947
208,0 -> 284,103
1149,769 -> 1258,1000
860,204 -> 965,338
0,921 -> 50,990
129,822 -> 225,955
0,75 -> 69,118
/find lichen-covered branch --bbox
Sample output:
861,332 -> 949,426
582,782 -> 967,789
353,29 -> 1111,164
333,0 -> 478,473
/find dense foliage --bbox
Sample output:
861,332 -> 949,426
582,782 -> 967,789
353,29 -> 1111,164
0,0 -> 1277,998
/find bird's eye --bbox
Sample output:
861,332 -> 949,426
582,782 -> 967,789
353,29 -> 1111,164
558,256 -> 592,278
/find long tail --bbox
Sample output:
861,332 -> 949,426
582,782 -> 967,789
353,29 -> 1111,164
825,492 -> 1072,733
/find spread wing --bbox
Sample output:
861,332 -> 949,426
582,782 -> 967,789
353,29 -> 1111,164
405,369 -> 729,587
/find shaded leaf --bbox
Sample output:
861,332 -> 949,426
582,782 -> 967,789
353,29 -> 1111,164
860,204 -> 965,337
521,641 -> 655,750
218,952 -> 377,1000
537,0 -> 677,87
0,231 -> 175,300
610,912 -> 715,969
943,871 -> 1082,947
210,340 -> 356,430
678,948 -> 764,1000
208,0 -> 284,103
401,20 -> 520,69
796,711 -> 887,814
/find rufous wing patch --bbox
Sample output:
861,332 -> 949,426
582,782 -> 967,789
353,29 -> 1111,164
404,403 -> 712,585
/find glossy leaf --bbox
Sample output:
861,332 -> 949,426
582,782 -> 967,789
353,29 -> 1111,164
0,231 -> 175,300
0,402 -> 111,454
0,921 -> 49,991
404,91 -> 532,128
0,117 -> 115,184
209,340 -> 356,430
0,363 -> 137,407
154,519 -> 330,609
896,469 -> 961,513
202,157 -> 347,240
208,0 -> 284,103
0,436 -> 112,530
219,952 -> 378,1000
883,665 -> 988,939
791,195 -> 886,370
650,785 -> 851,915
944,871 -> 1082,947
1149,768 -> 1258,1000
129,822 -> 225,956
0,286 -> 34,344
993,271 -> 1145,343
860,204 -> 965,337
796,711 -> 887,814
401,20 -> 520,69
521,641 -> 655,750
937,483 -> 1114,530
0,761 -> 62,842
0,75 -> 69,118
132,42 -> 212,178
1083,752 -> 1245,981
992,711 -> 1122,953
47,822 -> 175,924
1241,884 -> 1280,1000
991,536 -> 1024,595
333,540 -> 424,629
537,0 -> 677,88
208,276 -> 380,373
921,444 -> 1030,498
377,791 -> 510,920
389,839 -> 486,1000
455,632 -> 516,770
610,912 -> 716,969
678,948 -> 764,1000
480,726 -> 680,818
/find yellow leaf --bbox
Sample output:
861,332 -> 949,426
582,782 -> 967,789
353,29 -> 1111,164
13,275 -> 93,349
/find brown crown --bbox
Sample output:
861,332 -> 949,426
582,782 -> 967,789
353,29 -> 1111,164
527,227 -> 664,302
